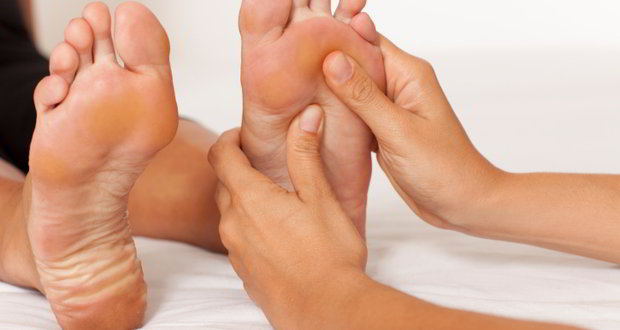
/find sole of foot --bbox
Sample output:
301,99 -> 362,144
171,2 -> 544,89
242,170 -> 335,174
239,0 -> 385,238
27,2 -> 178,329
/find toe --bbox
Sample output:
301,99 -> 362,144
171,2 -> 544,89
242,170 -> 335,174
34,76 -> 69,113
309,0 -> 331,13
114,2 -> 170,76
239,0 -> 292,44
82,2 -> 116,62
334,0 -> 366,22
350,13 -> 378,44
49,43 -> 80,84
64,18 -> 94,68
293,0 -> 309,7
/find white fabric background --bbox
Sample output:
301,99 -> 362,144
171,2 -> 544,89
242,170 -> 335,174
0,1 -> 618,329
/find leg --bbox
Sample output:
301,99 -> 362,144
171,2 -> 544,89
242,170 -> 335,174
0,160 -> 40,291
0,0 -> 46,174
128,119 -> 224,253
17,0 -> 34,38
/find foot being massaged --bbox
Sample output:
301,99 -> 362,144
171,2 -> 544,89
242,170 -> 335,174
0,0 -> 618,329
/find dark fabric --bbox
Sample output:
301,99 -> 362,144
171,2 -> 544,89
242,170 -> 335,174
0,0 -> 48,173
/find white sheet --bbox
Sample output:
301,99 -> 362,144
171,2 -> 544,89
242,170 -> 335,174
1,175 -> 619,330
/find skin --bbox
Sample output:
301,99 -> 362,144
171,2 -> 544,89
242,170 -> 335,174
18,0 -> 34,38
209,109 -> 579,330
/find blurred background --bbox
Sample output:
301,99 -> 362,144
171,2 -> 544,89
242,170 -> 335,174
32,0 -> 620,186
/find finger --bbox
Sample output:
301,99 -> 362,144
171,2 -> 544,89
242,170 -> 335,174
208,128 -> 270,193
376,34 -> 448,119
286,105 -> 334,202
323,51 -> 412,143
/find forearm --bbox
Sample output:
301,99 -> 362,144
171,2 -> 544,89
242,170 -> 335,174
308,272 -> 578,330
456,172 -> 620,263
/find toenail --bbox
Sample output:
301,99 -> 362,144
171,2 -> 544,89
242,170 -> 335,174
299,105 -> 323,133
327,52 -> 353,84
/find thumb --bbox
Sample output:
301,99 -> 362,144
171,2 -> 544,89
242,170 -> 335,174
287,105 -> 334,202
323,51 -> 409,144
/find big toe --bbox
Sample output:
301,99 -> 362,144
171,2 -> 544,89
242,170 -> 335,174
334,0 -> 367,23
114,1 -> 170,76
239,0 -> 292,44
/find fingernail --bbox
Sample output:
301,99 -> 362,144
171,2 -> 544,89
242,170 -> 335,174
327,52 -> 353,84
299,105 -> 323,133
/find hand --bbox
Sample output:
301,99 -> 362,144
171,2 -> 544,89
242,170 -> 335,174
208,106 -> 368,329
322,35 -> 504,231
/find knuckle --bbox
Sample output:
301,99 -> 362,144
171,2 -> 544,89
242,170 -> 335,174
207,144 -> 220,164
415,57 -> 437,79
292,136 -> 320,157
418,58 -> 434,71
219,218 -> 238,245
208,142 -> 227,168
351,74 -> 377,105
214,186 -> 231,209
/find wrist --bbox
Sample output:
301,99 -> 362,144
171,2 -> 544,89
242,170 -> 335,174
279,268 -> 373,330
436,160 -> 510,232
446,166 -> 514,236
314,270 -> 377,330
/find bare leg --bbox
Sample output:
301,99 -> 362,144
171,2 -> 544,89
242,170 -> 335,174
17,0 -> 34,39
0,161 -> 40,290
128,119 -> 224,253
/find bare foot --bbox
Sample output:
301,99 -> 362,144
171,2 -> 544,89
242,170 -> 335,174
239,0 -> 385,237
26,2 -> 177,329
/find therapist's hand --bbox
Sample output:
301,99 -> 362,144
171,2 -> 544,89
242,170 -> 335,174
208,106 -> 368,329
323,36 -> 504,231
